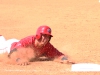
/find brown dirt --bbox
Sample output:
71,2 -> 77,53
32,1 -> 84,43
0,0 -> 100,75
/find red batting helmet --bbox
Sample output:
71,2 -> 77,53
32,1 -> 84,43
36,25 -> 53,40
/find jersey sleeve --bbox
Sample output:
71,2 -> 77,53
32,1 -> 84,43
43,43 -> 64,58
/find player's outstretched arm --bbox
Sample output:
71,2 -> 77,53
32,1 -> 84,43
54,55 -> 76,64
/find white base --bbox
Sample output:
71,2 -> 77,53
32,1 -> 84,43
71,63 -> 100,71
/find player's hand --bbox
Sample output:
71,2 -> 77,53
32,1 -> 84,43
60,60 -> 76,64
60,56 -> 76,64
16,58 -> 30,66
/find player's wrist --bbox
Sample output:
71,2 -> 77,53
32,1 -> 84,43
61,56 -> 68,61
16,58 -> 20,62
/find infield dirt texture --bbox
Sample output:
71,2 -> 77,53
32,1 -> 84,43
0,0 -> 100,75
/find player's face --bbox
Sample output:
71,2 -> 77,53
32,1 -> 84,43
41,34 -> 50,45
35,34 -> 51,48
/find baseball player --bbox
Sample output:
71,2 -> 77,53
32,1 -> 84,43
8,25 -> 75,65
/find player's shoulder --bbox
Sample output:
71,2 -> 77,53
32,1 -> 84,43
26,35 -> 35,38
20,35 -> 36,41
24,35 -> 35,38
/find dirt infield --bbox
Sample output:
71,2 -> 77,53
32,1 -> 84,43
0,0 -> 100,74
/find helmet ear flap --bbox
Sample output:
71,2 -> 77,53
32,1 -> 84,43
36,34 -> 42,40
